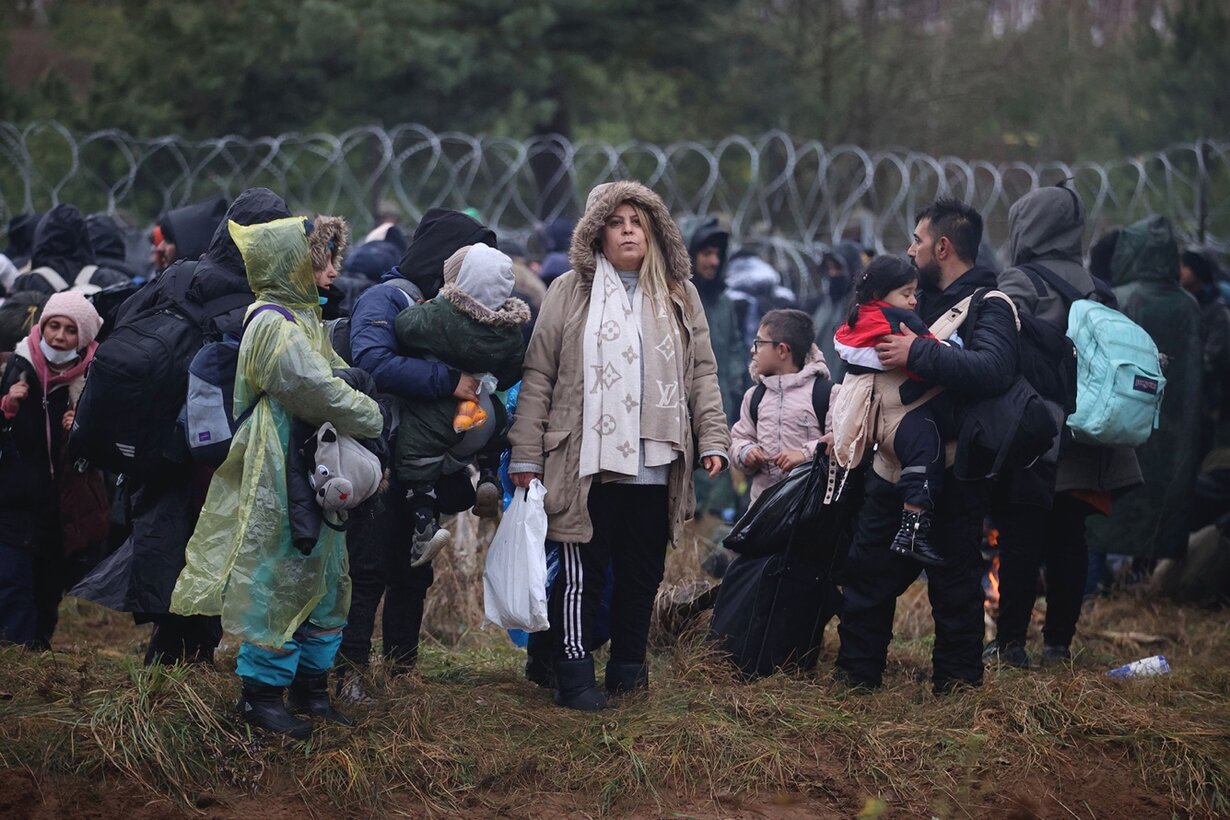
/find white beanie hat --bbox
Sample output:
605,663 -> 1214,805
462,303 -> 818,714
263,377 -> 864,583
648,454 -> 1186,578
452,242 -> 514,311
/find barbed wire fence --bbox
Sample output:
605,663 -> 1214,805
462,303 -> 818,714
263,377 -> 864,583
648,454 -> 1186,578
2,122 -> 1226,303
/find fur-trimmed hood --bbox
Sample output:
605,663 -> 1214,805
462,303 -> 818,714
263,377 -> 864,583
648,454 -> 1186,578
569,181 -> 692,286
310,215 -> 350,273
438,283 -> 532,328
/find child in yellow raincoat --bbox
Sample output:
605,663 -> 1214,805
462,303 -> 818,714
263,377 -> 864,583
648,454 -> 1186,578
171,216 -> 382,739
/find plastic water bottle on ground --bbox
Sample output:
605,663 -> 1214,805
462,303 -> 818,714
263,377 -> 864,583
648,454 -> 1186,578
1107,655 -> 1170,678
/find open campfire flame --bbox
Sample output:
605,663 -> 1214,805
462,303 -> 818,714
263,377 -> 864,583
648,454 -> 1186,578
985,555 -> 1001,613
982,527 -> 1000,641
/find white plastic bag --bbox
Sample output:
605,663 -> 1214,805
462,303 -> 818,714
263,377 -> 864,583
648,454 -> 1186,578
483,479 -> 550,631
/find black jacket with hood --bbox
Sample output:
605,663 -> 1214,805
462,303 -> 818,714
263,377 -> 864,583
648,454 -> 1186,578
12,205 -> 130,295
158,195 -> 228,265
683,216 -> 746,422
69,188 -> 292,616
118,188 -> 290,336
86,213 -> 142,280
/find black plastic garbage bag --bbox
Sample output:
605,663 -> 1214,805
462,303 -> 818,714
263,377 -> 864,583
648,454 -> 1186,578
723,453 -> 831,558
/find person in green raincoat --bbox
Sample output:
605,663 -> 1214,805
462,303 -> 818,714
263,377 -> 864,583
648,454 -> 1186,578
171,216 -> 382,739
1087,215 -> 1202,566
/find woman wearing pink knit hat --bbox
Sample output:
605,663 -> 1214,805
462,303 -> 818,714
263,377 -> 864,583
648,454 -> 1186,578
0,291 -> 109,649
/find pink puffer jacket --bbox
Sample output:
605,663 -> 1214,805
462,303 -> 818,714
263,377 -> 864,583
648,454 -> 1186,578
729,346 -> 835,504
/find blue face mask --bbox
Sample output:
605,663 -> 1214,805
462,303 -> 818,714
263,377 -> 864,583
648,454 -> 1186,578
319,296 -> 329,306
39,338 -> 80,365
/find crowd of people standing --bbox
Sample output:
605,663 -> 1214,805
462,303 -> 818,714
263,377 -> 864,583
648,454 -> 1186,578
0,174 -> 1225,737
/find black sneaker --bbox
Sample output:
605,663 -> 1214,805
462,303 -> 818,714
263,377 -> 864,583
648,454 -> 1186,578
1040,644 -> 1072,667
982,640 -> 1030,669
889,508 -> 944,567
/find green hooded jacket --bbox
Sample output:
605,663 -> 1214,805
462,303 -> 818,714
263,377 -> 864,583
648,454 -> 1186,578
1086,215 -> 1202,560
171,217 -> 382,648
393,283 -> 529,480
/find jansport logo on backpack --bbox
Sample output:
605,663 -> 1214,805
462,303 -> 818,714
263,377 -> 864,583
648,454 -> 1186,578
1064,299 -> 1165,447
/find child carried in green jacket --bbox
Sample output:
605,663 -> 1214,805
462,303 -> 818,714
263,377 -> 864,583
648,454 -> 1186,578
394,242 -> 531,565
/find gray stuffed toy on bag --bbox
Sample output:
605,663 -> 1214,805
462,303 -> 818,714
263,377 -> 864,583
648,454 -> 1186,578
310,422 -> 383,512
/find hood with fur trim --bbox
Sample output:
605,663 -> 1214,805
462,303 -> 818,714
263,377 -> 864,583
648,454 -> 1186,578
569,181 -> 692,286
438,283 -> 532,328
309,215 -> 350,273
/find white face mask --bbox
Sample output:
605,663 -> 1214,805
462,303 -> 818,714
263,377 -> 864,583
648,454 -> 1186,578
39,338 -> 80,366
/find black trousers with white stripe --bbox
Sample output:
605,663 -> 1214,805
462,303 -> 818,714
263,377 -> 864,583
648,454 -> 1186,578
550,482 -> 670,665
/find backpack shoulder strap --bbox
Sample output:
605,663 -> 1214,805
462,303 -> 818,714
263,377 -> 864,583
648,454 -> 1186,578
1018,261 -> 1086,305
30,266 -> 69,292
967,287 -> 1021,331
811,377 -> 835,425
748,382 -> 767,426
232,305 -> 297,427
243,303 -> 296,332
74,265 -> 99,288
383,277 -> 422,308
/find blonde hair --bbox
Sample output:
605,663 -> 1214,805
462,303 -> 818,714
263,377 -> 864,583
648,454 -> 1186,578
630,202 -> 690,325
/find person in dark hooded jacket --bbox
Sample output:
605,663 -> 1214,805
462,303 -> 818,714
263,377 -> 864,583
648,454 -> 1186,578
4,212 -> 42,272
812,240 -> 864,381
679,216 -> 744,519
68,187 -> 293,666
986,184 -> 1142,668
338,208 -> 497,691
11,205 -> 130,296
1180,248 -> 1230,453
537,217 -> 575,288
86,213 -> 142,281
836,198 -> 1019,695
1086,215 -> 1202,565
152,195 -> 228,273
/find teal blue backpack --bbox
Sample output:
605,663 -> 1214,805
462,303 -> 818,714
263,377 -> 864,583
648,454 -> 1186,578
1065,298 -> 1165,447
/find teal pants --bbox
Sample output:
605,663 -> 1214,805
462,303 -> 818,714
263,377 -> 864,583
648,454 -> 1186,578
236,621 -> 344,687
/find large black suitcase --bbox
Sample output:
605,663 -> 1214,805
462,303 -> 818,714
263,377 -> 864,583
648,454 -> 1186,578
709,453 -> 864,679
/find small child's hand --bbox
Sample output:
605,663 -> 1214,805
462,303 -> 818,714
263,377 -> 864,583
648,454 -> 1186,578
772,450 -> 807,471
452,372 -> 480,401
743,446 -> 769,470
61,407 -> 75,432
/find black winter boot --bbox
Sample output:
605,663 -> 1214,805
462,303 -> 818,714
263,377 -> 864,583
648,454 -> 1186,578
604,661 -> 649,695
889,508 -> 944,567
553,657 -> 608,712
525,631 -> 555,688
287,671 -> 354,726
239,683 -> 313,739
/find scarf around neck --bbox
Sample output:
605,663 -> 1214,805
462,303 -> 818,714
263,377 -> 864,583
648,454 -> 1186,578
580,253 -> 685,478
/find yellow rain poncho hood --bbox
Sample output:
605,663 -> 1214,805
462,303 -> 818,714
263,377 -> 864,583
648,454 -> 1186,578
171,217 -> 382,648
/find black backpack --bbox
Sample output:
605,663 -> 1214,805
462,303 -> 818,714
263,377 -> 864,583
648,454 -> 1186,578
955,289 -> 1062,478
70,264 -> 251,477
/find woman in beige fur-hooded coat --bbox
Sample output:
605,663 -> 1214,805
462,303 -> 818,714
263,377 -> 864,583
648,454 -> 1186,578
508,180 -> 730,710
